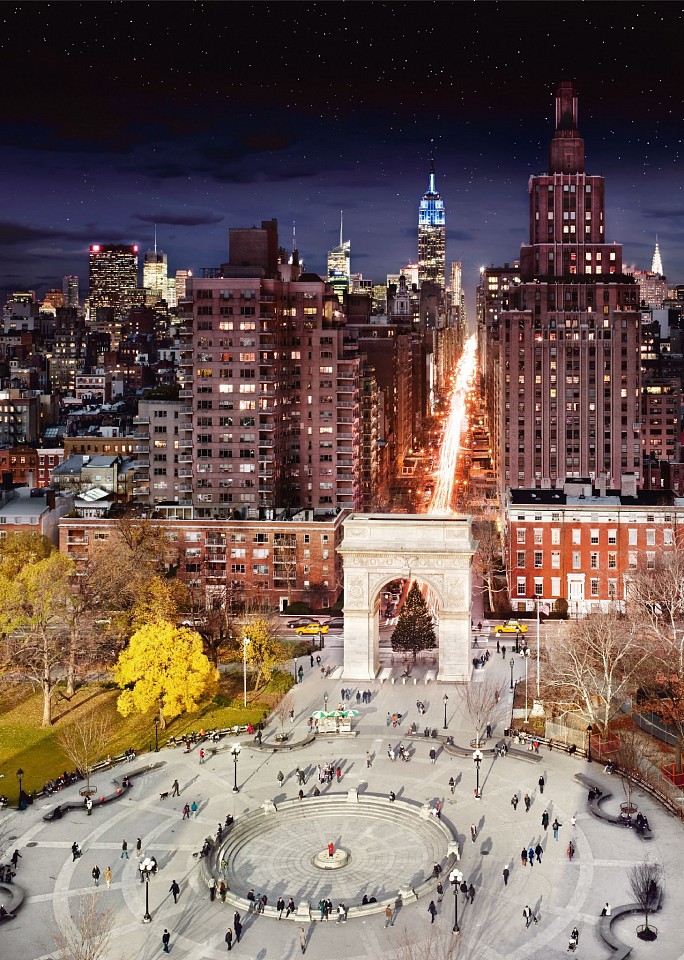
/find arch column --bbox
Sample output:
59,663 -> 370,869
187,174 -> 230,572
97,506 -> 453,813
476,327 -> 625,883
338,513 -> 477,682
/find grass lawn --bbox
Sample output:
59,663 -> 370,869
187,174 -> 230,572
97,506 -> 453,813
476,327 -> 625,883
0,670 -> 290,804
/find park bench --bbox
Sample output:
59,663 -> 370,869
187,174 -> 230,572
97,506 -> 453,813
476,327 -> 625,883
598,888 -> 663,959
574,773 -> 653,839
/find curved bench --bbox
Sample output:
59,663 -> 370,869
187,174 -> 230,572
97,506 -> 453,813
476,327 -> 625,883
42,760 -> 165,822
574,774 -> 654,839
0,881 -> 25,922
599,890 -> 663,960
201,793 -> 458,920
245,733 -> 317,753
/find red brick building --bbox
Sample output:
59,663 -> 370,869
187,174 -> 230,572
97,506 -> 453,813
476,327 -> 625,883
59,509 -> 347,611
505,480 -> 683,617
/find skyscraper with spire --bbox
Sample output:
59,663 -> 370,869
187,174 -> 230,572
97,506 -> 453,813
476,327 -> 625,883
490,81 -> 641,493
143,227 -> 176,307
418,153 -> 446,288
652,238 -> 663,276
327,212 -> 351,304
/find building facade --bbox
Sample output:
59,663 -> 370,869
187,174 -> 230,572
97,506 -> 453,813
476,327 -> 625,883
89,244 -> 140,313
505,481 -> 684,617
492,82 -> 641,494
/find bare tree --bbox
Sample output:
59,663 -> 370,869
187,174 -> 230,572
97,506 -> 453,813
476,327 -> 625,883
273,533 -> 298,605
47,894 -> 116,960
56,712 -> 110,793
273,690 -> 296,738
394,925 -> 461,960
609,728 -> 656,815
460,676 -> 508,747
627,859 -> 662,937
541,612 -> 649,735
472,521 -> 505,613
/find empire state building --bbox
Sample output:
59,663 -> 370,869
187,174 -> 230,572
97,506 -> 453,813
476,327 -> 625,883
418,156 -> 446,288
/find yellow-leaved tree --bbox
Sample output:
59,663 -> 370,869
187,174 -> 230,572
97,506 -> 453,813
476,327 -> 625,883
242,615 -> 285,691
114,621 -> 218,728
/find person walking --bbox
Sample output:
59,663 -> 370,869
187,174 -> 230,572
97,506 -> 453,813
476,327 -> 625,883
299,926 -> 307,954
541,810 -> 549,831
535,843 -> 543,863
120,839 -> 129,859
428,900 -> 437,923
171,779 -> 180,797
225,927 -> 233,951
162,929 -> 171,953
449,776 -> 455,794
85,796 -> 93,816
528,846 -> 535,867
219,881 -> 227,902
104,865 -> 112,889
10,850 -> 21,870
276,896 -> 285,918
524,792 -> 531,812
436,880 -> 444,903
135,837 -> 142,858
552,818 -> 562,840
277,771 -> 285,787
429,747 -> 437,764
569,926 -> 579,949
286,897 -> 296,918
511,793 -> 519,811
310,654 -> 314,668
191,800 -> 198,819
521,847 -> 528,866
523,905 -> 532,928
169,880 -> 180,904
502,865 -> 510,886
538,774 -> 545,794
71,842 -> 81,862
567,840 -> 575,861
234,914 -> 242,943
571,813 -> 577,828
337,902 -> 347,923
209,877 -> 217,901
460,880 -> 468,904
502,644 -> 506,658
468,883 -> 476,904
199,748 -> 205,765
470,823 -> 478,843
182,803 -> 190,820
385,903 -> 395,927
92,865 -> 101,887
366,751 -> 372,769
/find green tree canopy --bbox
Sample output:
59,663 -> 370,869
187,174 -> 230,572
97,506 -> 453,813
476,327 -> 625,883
113,621 -> 218,727
242,615 -> 285,691
390,582 -> 437,662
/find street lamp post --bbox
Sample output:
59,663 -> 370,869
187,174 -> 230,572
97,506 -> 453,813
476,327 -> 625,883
443,693 -> 449,730
140,857 -> 154,922
242,636 -> 250,708
323,692 -> 329,712
231,743 -> 241,793
509,658 -> 515,691
473,749 -> 483,798
449,867 -> 463,932
154,716 -> 159,753
524,649 -> 530,723
294,658 -> 298,683
586,724 -> 593,763
16,768 -> 24,810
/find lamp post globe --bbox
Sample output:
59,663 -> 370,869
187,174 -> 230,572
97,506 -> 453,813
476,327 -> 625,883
449,867 -> 463,932
141,857 -> 154,922
509,658 -> 515,690
586,724 -> 593,763
473,749 -> 484,798
231,743 -> 241,793
443,693 -> 449,730
324,692 -> 329,711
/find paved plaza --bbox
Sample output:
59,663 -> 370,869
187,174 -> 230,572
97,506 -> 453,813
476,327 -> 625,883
1,636 -> 682,960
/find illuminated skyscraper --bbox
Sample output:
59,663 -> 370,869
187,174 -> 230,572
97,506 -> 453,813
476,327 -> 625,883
175,269 -> 193,303
418,155 -> 446,288
327,213 -> 351,304
652,239 -> 663,276
493,82 -> 641,492
143,250 -> 176,307
89,244 -> 139,312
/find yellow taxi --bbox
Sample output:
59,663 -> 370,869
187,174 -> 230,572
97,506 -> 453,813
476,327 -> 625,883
295,623 -> 329,635
494,620 -> 528,635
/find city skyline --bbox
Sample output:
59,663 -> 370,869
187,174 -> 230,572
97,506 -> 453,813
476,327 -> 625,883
1,2 -> 681,314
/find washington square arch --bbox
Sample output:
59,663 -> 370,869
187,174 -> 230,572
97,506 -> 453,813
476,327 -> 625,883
337,513 -> 477,682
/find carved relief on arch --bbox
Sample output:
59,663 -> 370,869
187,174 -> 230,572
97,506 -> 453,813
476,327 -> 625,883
346,575 -> 367,604
444,576 -> 467,609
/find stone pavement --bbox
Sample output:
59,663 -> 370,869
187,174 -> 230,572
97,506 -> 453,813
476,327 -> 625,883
1,636 -> 681,960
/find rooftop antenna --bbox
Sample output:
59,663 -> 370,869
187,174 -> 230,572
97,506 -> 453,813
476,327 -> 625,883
292,220 -> 296,252
154,223 -> 157,255
340,210 -> 343,248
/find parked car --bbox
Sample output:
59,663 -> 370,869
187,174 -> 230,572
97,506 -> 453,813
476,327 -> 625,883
287,617 -> 320,629
327,618 -> 344,630
295,623 -> 329,635
494,619 -> 528,635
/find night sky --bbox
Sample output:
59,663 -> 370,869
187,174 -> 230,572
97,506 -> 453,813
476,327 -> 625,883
1,1 -> 682,316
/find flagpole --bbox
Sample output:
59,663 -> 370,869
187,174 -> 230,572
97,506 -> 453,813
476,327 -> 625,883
536,598 -> 541,699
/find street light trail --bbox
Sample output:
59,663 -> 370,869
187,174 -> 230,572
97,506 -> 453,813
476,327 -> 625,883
429,334 -> 477,514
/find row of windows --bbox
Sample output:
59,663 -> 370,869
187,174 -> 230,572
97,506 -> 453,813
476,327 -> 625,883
516,526 -> 671,546
516,550 -> 655,570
